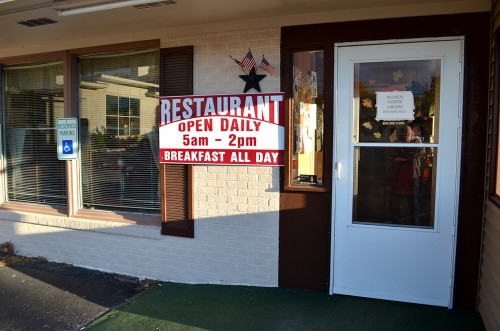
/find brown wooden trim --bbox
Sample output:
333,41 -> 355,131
159,46 -> 193,96
63,51 -> 79,217
160,164 -> 194,237
160,45 -> 194,238
283,185 -> 329,193
489,31 -> 500,205
0,51 -> 66,66
281,45 -> 333,192
63,51 -> 78,118
279,41 -> 334,294
0,41 -> 160,64
279,191 -> 332,292
70,39 -> 160,56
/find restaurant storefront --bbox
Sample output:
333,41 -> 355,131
0,1 -> 496,327
279,14 -> 489,310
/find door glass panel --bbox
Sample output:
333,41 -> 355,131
354,60 -> 440,144
353,146 -> 436,227
352,59 -> 440,228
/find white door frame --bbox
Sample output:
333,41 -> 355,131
329,37 -> 464,308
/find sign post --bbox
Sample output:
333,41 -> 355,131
57,118 -> 78,160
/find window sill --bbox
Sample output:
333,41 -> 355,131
283,185 -> 330,193
0,201 -> 68,217
0,202 -> 161,240
74,209 -> 160,226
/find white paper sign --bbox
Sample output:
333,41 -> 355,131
375,91 -> 414,121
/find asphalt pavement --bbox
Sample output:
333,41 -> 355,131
0,259 -> 147,331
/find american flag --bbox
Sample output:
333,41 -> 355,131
258,56 -> 275,75
232,57 -> 244,69
240,49 -> 256,71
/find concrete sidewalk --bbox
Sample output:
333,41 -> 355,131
0,258 -> 149,331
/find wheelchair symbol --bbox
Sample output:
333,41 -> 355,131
62,140 -> 73,154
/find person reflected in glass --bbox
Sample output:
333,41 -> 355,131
407,123 -> 424,225
392,121 -> 425,226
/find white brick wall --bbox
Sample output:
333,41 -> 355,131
162,27 -> 280,95
0,27 -> 281,287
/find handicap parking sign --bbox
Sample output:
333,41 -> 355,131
57,118 -> 78,160
62,140 -> 73,154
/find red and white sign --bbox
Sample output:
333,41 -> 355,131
159,93 -> 285,166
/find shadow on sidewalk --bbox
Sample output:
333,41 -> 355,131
0,258 -> 153,331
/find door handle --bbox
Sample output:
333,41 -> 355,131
335,162 -> 342,180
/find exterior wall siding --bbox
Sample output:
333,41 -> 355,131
478,1 -> 500,329
479,202 -> 500,331
0,28 -> 281,287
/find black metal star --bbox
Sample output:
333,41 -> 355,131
239,68 -> 266,93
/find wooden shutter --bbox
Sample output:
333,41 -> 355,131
160,46 -> 194,237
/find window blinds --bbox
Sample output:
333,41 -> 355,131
79,50 -> 160,213
3,61 -> 67,206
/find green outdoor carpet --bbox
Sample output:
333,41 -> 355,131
86,283 -> 484,331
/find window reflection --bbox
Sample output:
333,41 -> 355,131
352,59 -> 440,228
353,147 -> 436,227
354,60 -> 440,144
3,61 -> 66,206
291,50 -> 324,185
79,50 -> 160,213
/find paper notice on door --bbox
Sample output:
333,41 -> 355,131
375,91 -> 414,121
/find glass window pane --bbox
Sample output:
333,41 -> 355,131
79,50 -> 160,213
353,146 -> 436,228
130,98 -> 140,116
119,96 -> 130,117
130,117 -> 140,136
119,117 -> 130,136
106,116 -> 118,136
354,60 -> 440,144
106,95 -> 118,115
291,50 -> 324,185
3,61 -> 66,206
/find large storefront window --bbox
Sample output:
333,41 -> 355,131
291,50 -> 325,186
3,61 -> 66,206
79,50 -> 160,213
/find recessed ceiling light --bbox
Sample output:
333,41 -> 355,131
134,1 -> 175,9
55,0 -> 174,16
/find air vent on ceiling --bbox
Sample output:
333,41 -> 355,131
134,0 -> 176,9
17,17 -> 57,27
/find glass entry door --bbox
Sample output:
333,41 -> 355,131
331,39 -> 463,307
